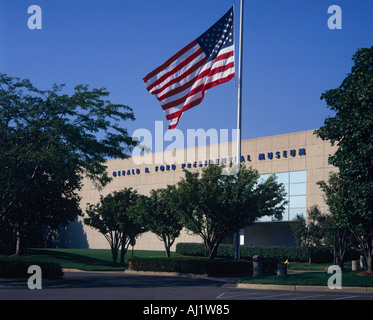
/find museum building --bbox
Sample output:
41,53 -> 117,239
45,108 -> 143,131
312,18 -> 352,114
76,129 -> 336,251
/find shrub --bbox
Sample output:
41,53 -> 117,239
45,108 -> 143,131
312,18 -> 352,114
128,257 -> 251,275
175,243 -> 207,257
176,242 -> 340,263
0,260 -> 63,279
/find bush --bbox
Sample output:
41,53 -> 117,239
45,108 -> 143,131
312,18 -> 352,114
0,260 -> 63,279
128,257 -> 251,275
175,243 -> 207,257
240,245 -> 309,262
175,243 -> 340,263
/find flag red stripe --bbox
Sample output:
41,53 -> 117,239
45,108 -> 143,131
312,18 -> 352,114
151,56 -> 207,97
143,41 -> 198,84
165,71 -> 235,120
161,59 -> 235,110
146,47 -> 204,93
167,70 -> 235,130
156,50 -> 234,102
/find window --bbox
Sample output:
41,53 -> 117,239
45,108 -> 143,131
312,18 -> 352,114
257,171 -> 306,222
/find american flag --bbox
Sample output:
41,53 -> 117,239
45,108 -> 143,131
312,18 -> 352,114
143,7 -> 235,129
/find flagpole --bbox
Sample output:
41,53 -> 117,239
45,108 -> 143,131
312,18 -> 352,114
234,0 -> 244,260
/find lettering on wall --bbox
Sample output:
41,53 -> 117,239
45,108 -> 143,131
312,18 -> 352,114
112,148 -> 307,177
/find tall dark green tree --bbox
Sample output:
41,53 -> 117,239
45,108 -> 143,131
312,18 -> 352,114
0,73 -> 137,255
135,185 -> 183,258
84,188 -> 146,264
317,172 -> 356,268
291,205 -> 327,264
315,46 -> 373,272
176,165 -> 287,259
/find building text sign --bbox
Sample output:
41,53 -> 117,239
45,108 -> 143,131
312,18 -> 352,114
112,148 -> 306,177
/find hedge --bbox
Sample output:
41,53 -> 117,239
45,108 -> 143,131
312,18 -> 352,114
175,243 -> 309,261
0,260 -> 63,279
129,257 -> 251,275
175,243 -> 354,263
128,257 -> 277,276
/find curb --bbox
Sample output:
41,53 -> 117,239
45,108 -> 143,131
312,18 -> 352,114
236,282 -> 373,293
123,269 -> 210,278
62,268 -> 124,274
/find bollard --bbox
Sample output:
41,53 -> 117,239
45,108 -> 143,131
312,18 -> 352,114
352,260 -> 359,271
253,261 -> 262,278
277,262 -> 287,276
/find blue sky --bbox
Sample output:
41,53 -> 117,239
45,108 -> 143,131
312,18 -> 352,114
1,0 -> 373,150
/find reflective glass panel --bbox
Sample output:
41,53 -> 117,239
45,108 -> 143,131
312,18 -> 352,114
289,183 -> 306,196
290,171 -> 306,183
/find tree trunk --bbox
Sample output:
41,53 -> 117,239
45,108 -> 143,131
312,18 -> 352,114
367,255 -> 372,273
15,229 -> 21,256
120,247 -> 127,264
208,247 -> 218,260
338,247 -> 346,270
164,242 -> 171,258
111,247 -> 118,264
208,241 -> 220,260
120,238 -> 130,264
163,235 -> 174,258
338,256 -> 345,270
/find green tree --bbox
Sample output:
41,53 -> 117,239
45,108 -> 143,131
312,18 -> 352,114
135,185 -> 183,258
317,172 -> 355,268
0,73 -> 137,255
315,46 -> 373,272
176,165 -> 287,259
84,188 -> 146,264
115,191 -> 147,263
291,205 -> 326,264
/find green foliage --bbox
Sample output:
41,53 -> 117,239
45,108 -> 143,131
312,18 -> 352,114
84,188 -> 147,264
175,242 -> 343,263
175,243 -> 210,257
317,173 -> 356,268
176,165 -> 287,259
290,206 -> 327,263
0,260 -> 63,279
315,46 -> 373,270
128,257 -> 251,275
134,185 -> 183,258
0,73 -> 137,254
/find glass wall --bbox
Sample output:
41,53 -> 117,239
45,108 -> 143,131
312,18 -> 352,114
257,171 -> 306,222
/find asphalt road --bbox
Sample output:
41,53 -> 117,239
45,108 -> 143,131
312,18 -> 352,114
1,271 -> 373,301
1,272 -> 372,319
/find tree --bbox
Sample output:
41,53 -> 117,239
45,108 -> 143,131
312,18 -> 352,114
176,165 -> 287,259
315,46 -> 373,272
115,191 -> 147,263
0,73 -> 137,255
135,186 -> 183,258
291,205 -> 326,264
84,188 -> 146,264
317,172 -> 355,268
85,195 -> 122,264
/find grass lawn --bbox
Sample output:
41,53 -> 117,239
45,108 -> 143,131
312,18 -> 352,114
241,270 -> 373,287
287,261 -> 357,271
0,248 -> 180,272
